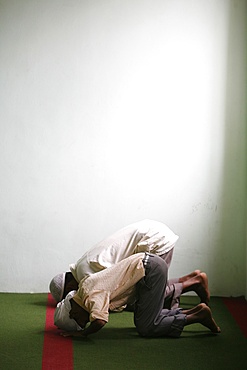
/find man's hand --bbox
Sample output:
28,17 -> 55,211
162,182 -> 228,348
60,319 -> 106,338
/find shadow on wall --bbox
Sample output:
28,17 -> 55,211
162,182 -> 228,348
215,1 -> 247,296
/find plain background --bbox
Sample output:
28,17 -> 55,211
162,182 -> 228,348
0,0 -> 246,298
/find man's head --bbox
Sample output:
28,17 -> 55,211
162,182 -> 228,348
49,272 -> 78,303
49,272 -> 66,303
54,291 -> 89,331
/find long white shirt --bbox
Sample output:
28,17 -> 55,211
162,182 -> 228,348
73,253 -> 146,322
70,219 -> 179,282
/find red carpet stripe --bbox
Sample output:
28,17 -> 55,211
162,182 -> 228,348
42,293 -> 73,370
223,296 -> 247,338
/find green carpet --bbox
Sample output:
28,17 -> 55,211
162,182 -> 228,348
0,294 -> 246,370
73,296 -> 247,370
0,293 -> 47,370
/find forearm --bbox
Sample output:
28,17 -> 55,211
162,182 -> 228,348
80,319 -> 106,337
61,319 -> 106,339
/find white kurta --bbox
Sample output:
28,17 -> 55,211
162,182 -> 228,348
70,219 -> 179,282
73,253 -> 146,322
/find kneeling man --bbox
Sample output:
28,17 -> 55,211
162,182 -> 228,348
54,253 -> 220,338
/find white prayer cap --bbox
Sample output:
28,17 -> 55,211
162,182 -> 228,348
49,273 -> 65,303
54,291 -> 82,331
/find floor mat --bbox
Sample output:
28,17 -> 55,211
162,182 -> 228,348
42,293 -> 73,370
222,296 -> 247,338
0,294 -> 246,370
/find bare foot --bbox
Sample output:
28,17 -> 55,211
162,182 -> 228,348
179,270 -> 201,283
182,304 -> 204,315
184,303 -> 221,334
199,304 -> 221,333
182,272 -> 210,305
195,273 -> 210,305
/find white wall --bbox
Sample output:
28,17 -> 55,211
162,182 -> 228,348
0,0 -> 246,296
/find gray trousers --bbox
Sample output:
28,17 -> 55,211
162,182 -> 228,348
161,250 -> 183,309
134,254 -> 186,338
